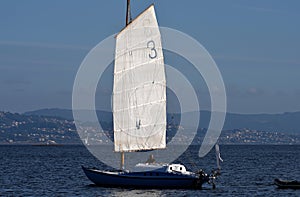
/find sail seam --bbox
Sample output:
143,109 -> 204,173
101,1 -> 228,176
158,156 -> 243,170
114,123 -> 165,132
113,99 -> 166,112
114,57 -> 163,75
115,35 -> 161,59
113,82 -> 165,95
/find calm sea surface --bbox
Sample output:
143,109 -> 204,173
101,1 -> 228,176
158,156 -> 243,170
0,145 -> 299,196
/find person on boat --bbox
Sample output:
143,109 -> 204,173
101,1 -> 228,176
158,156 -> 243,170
146,154 -> 155,163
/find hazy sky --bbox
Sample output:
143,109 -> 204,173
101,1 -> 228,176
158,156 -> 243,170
0,0 -> 299,114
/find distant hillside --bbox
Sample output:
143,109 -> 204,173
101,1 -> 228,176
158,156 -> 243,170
223,112 -> 300,135
25,108 -> 74,120
1,111 -> 299,145
0,111 -> 79,144
24,108 -> 112,122
24,108 -> 300,134
189,111 -> 300,135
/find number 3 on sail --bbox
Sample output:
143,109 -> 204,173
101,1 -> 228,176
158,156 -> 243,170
147,40 -> 157,59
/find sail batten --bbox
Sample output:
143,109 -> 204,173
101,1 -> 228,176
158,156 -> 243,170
114,57 -> 164,75
113,5 -> 166,152
113,99 -> 166,113
113,81 -> 165,95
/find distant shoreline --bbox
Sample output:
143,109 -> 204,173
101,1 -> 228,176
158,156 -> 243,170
0,143 -> 299,146
0,143 -> 81,146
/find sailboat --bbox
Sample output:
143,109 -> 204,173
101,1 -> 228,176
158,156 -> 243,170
82,1 -> 221,189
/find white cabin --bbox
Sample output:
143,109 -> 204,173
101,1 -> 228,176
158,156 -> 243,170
167,164 -> 187,173
134,163 -> 193,175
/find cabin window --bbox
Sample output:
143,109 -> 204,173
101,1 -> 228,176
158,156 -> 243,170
180,167 -> 182,170
170,167 -> 172,170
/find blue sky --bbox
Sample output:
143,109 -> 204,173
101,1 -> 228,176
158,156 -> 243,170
0,0 -> 299,114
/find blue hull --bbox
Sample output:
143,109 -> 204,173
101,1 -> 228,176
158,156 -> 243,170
82,166 -> 208,189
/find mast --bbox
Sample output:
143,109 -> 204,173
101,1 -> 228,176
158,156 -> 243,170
120,152 -> 125,170
126,0 -> 131,26
120,0 -> 131,171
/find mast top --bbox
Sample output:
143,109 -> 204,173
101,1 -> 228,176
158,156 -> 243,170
126,0 -> 132,26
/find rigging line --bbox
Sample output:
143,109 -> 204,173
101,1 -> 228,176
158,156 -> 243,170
187,147 -> 198,171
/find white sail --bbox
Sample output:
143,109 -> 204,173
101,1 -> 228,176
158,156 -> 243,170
215,144 -> 223,170
113,5 -> 166,152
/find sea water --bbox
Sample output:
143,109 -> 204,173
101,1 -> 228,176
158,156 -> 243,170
0,145 -> 299,196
